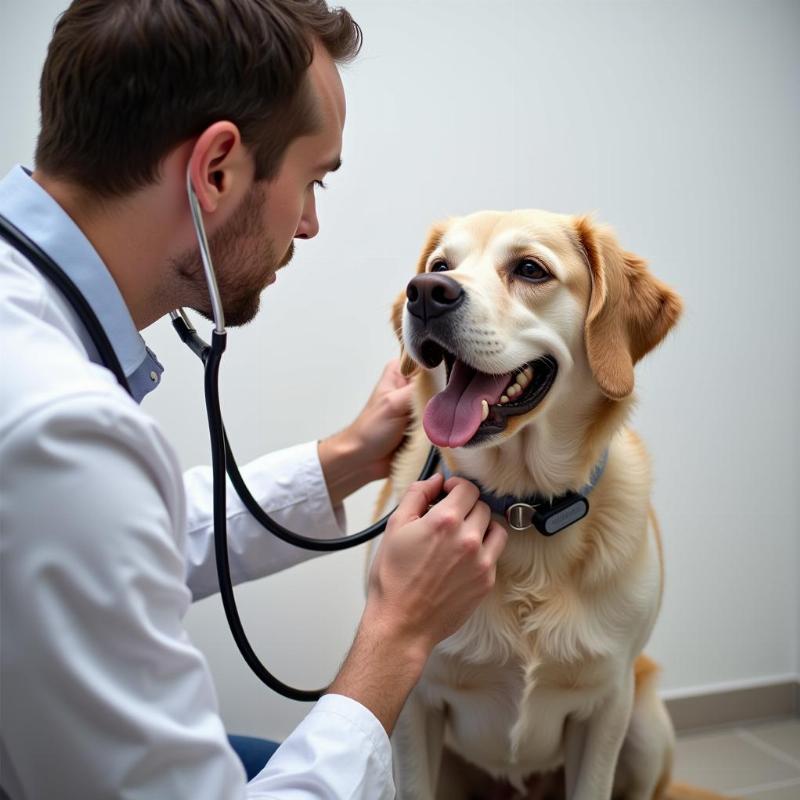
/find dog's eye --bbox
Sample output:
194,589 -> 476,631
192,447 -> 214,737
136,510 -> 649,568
430,259 -> 450,273
513,259 -> 551,283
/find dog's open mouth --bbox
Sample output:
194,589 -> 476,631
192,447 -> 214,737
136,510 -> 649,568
419,344 -> 558,449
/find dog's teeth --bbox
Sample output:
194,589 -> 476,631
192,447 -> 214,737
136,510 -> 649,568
507,385 -> 518,398
516,372 -> 529,388
524,366 -> 533,380
500,395 -> 509,404
480,399 -> 489,421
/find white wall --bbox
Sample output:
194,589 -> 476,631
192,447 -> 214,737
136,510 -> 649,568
2,0 -> 798,739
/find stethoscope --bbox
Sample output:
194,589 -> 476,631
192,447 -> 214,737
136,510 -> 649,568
0,168 -> 439,702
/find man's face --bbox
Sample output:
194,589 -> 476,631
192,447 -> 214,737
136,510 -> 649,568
176,43 -> 345,326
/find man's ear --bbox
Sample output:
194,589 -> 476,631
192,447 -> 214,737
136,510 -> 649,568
392,221 -> 449,378
187,121 -> 244,213
575,215 -> 683,400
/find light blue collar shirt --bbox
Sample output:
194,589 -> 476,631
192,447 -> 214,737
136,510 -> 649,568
0,165 -> 163,403
0,174 -> 388,800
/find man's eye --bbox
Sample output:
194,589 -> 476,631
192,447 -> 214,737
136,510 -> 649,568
513,258 -> 551,283
430,259 -> 449,272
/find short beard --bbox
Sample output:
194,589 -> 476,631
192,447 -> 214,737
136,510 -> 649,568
170,183 -> 289,327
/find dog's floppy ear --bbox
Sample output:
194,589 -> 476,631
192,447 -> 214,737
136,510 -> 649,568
392,291 -> 418,378
576,216 -> 683,400
393,221 -> 449,378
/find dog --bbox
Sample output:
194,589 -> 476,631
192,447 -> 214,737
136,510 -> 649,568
372,210 -> 726,799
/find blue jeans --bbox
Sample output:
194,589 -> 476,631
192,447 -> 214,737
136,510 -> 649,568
228,734 -> 281,781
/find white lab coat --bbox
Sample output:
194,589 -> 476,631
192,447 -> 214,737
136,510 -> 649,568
0,167 -> 394,799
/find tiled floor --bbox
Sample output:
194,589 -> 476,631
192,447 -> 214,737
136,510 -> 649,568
674,717 -> 800,798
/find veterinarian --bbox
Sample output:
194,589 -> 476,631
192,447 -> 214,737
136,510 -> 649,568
0,1 -> 509,797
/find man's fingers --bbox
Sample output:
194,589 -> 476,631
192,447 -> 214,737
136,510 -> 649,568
382,358 -> 410,390
382,357 -> 400,375
463,497 -> 491,537
431,477 -> 480,519
443,475 -> 479,494
481,520 -> 509,559
393,473 -> 445,524
387,382 -> 414,414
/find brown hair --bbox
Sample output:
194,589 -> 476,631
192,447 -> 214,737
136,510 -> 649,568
35,0 -> 361,198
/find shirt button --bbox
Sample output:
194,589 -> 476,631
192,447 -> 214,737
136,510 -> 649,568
149,371 -> 158,382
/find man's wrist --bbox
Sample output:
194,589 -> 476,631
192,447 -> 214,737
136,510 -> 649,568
327,609 -> 431,735
318,428 -> 382,506
359,605 -> 432,676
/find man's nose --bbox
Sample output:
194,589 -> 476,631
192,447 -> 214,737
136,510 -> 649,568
406,273 -> 465,322
295,205 -> 319,240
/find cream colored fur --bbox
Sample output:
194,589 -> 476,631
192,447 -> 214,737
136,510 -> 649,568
370,211 -> 727,799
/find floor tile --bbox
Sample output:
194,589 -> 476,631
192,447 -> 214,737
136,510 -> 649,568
740,780 -> 800,799
745,720 -> 800,766
673,730 -> 800,793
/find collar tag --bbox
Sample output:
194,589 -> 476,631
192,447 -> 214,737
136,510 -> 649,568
531,492 -> 590,536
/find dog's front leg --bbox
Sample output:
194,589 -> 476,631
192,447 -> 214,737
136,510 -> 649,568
392,686 -> 446,800
563,675 -> 634,800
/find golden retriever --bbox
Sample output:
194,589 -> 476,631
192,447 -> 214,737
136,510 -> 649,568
373,210 -> 728,799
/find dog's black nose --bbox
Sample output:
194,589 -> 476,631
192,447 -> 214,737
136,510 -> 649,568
406,273 -> 465,322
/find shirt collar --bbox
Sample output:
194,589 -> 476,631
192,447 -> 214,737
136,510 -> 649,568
0,165 -> 163,403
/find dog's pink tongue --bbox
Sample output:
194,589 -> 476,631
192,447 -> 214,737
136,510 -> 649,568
423,361 -> 510,448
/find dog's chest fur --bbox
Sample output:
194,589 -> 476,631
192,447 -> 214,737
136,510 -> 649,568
422,648 -> 625,780
389,427 -> 662,783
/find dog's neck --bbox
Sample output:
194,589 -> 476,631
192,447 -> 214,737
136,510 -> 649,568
441,448 -> 608,538
441,389 -> 632,499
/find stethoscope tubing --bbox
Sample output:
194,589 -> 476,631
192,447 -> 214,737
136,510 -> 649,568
0,188 -> 440,703
175,175 -> 440,699
0,214 -> 130,393
204,329 -> 328,701
188,314 -> 438,700
170,302 -> 442,554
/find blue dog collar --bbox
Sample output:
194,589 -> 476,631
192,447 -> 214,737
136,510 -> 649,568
441,450 -> 608,536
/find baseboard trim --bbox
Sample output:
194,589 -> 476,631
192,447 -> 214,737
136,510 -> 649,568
665,678 -> 800,733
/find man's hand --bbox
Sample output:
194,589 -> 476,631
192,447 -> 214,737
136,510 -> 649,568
346,358 -> 415,478
318,359 -> 414,506
328,473 -> 508,733
365,473 -> 507,654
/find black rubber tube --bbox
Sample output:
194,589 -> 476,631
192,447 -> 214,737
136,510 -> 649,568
205,332 -> 326,701
224,430 -> 439,551
195,321 -> 441,700
0,214 -> 131,395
